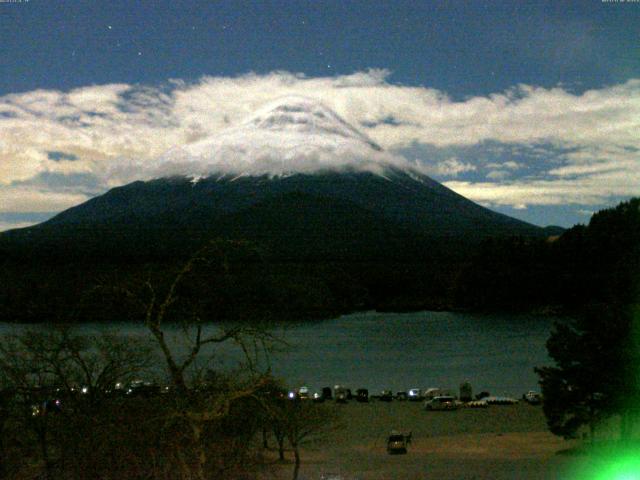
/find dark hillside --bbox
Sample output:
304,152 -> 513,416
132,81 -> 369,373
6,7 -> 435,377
455,198 -> 640,313
0,171 -> 562,323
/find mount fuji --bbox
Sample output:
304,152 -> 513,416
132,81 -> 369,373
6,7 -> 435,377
155,95 -> 392,178
2,96 -> 547,255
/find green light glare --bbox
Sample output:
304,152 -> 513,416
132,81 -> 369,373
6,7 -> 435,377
569,449 -> 640,480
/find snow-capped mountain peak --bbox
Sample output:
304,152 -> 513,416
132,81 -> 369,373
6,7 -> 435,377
154,96 -> 413,179
241,96 -> 382,150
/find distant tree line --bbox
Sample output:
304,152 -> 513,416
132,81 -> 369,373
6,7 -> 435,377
0,198 -> 637,323
456,198 -> 639,313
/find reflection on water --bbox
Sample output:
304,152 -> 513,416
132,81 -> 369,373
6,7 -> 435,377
0,310 -> 555,396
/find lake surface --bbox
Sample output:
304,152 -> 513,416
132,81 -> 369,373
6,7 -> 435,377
270,311 -> 555,396
0,310 -> 556,397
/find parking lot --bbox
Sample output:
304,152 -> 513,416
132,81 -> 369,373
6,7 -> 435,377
269,400 -> 579,480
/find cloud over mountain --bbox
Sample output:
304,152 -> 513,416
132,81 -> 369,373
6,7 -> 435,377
145,95 -> 420,179
0,70 -> 638,228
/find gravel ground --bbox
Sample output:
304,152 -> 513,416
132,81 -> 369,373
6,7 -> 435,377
268,401 -> 581,480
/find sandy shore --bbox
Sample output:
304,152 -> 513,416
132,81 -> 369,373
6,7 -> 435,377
267,401 -> 580,479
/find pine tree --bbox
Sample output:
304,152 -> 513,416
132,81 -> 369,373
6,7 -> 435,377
536,198 -> 640,441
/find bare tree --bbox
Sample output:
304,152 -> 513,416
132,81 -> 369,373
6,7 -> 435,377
261,396 -> 339,480
85,239 -> 280,391
83,239 -> 285,479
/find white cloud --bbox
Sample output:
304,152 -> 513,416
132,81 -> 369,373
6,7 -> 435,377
0,220 -> 37,232
0,70 -> 638,215
486,160 -> 523,170
0,185 -> 89,213
486,170 -> 509,180
424,157 -> 477,178
445,163 -> 640,207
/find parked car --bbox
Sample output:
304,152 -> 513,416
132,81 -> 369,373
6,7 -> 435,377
523,391 -> 542,405
424,395 -> 458,411
387,433 -> 408,454
408,388 -> 422,401
126,380 -> 160,398
356,388 -> 369,403
379,390 -> 393,402
475,391 -> 491,400
423,388 -> 443,400
334,385 -> 349,403
297,386 -> 310,400
424,388 -> 455,400
395,391 -> 408,401
321,386 -> 333,400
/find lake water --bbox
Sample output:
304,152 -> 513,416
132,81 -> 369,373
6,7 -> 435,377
0,310 -> 556,397
270,311 -> 555,396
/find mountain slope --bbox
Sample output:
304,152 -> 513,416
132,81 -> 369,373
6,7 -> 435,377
1,167 -> 544,261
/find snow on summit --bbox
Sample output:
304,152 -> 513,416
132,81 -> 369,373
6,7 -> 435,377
151,96 -> 418,179
242,96 -> 381,150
